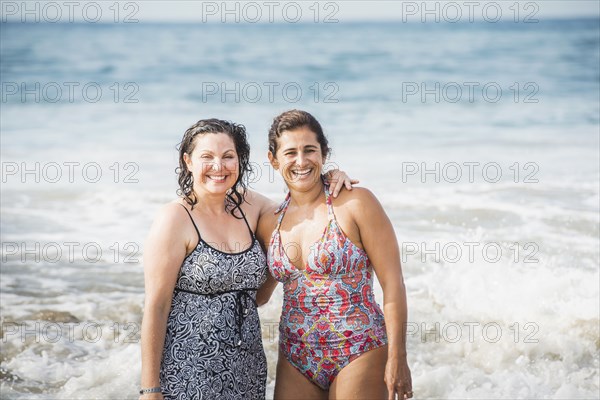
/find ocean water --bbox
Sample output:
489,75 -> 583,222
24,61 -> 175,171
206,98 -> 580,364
1,16 -> 599,400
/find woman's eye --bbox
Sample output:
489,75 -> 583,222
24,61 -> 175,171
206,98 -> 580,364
201,155 -> 212,159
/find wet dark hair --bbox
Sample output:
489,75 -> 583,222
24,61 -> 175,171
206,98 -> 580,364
268,109 -> 330,159
176,118 -> 251,214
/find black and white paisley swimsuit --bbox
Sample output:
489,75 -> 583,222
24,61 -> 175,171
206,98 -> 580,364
159,205 -> 268,400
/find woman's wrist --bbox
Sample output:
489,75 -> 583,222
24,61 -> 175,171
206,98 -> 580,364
139,386 -> 162,395
387,347 -> 408,361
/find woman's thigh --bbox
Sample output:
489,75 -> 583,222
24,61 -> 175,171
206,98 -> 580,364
274,351 -> 328,400
329,345 -> 388,400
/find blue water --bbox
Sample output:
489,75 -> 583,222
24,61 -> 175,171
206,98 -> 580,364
1,18 -> 599,399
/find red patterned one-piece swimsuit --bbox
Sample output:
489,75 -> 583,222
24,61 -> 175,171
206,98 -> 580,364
267,184 -> 388,390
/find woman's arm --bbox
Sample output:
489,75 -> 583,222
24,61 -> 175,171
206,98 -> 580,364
323,169 -> 359,198
350,188 -> 412,400
256,271 -> 278,306
255,204 -> 279,306
139,203 -> 191,399
247,189 -> 279,306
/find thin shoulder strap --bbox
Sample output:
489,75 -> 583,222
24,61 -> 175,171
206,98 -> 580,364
226,194 -> 255,239
236,205 -> 255,239
324,184 -> 335,221
180,204 -> 201,243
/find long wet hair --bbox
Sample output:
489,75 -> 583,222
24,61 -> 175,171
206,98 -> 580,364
176,118 -> 251,214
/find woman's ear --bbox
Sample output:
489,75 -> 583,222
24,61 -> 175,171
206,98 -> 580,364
183,152 -> 192,170
268,151 -> 279,170
322,146 -> 329,164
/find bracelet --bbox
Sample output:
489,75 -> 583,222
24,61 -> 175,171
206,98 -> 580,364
139,387 -> 162,395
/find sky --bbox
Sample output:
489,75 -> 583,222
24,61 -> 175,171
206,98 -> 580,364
1,1 -> 599,23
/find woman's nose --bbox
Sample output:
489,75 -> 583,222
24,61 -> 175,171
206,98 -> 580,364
210,160 -> 222,171
295,153 -> 306,166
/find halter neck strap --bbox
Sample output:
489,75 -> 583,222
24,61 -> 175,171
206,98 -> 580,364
323,184 -> 335,221
274,183 -> 335,231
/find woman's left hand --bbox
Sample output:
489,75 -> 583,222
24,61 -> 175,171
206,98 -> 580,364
323,170 -> 359,197
384,356 -> 413,400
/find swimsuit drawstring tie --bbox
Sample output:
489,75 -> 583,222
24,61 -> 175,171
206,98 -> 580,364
173,287 -> 258,347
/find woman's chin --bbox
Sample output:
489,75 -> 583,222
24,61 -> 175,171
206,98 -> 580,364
285,174 -> 321,191
196,180 -> 235,195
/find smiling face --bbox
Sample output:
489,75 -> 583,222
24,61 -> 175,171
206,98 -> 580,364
269,126 -> 326,192
184,132 -> 239,196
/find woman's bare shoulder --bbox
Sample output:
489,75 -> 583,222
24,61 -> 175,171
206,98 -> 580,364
245,189 -> 277,216
332,186 -> 380,207
150,200 -> 190,229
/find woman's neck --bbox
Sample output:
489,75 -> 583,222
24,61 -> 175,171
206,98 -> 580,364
288,180 -> 324,208
190,190 -> 229,215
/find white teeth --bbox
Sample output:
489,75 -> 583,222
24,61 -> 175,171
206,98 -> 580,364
209,176 -> 226,180
293,169 -> 311,176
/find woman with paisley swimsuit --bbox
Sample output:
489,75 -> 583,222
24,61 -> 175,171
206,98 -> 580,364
139,119 -> 353,400
257,110 -> 413,400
